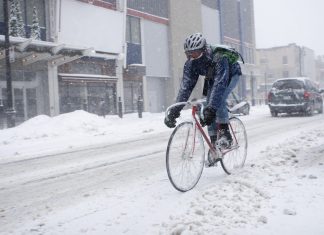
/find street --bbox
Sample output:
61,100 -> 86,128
1,110 -> 324,234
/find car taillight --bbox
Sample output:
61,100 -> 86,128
304,91 -> 310,99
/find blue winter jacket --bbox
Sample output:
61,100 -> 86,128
175,45 -> 242,110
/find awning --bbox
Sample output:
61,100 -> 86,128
59,73 -> 118,83
0,35 -> 119,66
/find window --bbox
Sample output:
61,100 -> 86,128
27,88 -> 37,118
26,0 -> 46,27
102,0 -> 116,4
260,58 -> 268,64
202,0 -> 218,9
126,15 -> 142,65
126,16 -> 141,44
14,88 -> 24,119
0,0 -> 46,39
0,0 -> 45,26
127,0 -> 168,18
282,56 -> 288,64
282,71 -> 289,77
0,0 -> 3,21
267,73 -> 273,78
246,47 -> 254,64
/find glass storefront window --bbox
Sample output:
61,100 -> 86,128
27,88 -> 37,118
123,80 -> 143,113
14,88 -> 24,121
11,70 -> 24,81
59,80 -> 117,115
1,88 -> 6,104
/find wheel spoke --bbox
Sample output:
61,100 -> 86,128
221,117 -> 247,174
166,122 -> 205,192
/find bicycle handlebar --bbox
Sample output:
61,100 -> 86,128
165,98 -> 206,118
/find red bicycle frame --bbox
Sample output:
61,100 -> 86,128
191,105 -> 238,156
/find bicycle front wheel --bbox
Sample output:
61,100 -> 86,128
166,121 -> 205,192
220,117 -> 248,174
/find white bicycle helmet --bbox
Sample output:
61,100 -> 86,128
184,33 -> 206,52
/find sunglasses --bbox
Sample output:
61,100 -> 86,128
185,50 -> 203,60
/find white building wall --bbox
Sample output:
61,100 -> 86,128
142,20 -> 170,112
143,20 -> 170,77
58,0 -> 124,54
302,47 -> 316,82
201,5 -> 221,45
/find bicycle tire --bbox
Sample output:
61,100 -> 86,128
220,117 -> 247,174
166,121 -> 205,192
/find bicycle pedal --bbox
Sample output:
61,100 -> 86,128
205,160 -> 217,168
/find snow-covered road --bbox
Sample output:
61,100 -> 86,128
0,107 -> 324,234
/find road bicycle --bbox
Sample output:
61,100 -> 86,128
165,99 -> 248,192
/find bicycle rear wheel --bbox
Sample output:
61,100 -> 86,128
220,117 -> 247,174
166,121 -> 205,192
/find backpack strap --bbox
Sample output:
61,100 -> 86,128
238,52 -> 245,64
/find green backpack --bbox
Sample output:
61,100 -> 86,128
210,44 -> 244,65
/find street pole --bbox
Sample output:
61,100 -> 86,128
250,71 -> 255,106
237,0 -> 245,100
264,72 -> 267,104
3,0 -> 16,127
218,0 -> 224,43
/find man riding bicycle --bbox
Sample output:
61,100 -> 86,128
164,33 -> 242,148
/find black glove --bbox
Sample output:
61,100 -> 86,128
164,108 -> 181,128
203,106 -> 216,126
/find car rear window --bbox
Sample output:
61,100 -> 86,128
272,80 -> 304,90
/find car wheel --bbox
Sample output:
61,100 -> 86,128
318,101 -> 323,114
271,110 -> 278,117
305,103 -> 314,116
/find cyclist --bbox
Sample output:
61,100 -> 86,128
164,33 -> 242,147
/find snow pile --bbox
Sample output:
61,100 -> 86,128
161,128 -> 324,235
0,106 -> 269,159
0,110 -> 169,159
1,110 -> 163,142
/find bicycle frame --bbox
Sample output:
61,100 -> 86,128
191,105 -> 215,152
191,105 -> 239,157
166,100 -> 239,160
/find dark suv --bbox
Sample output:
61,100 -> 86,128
268,77 -> 323,116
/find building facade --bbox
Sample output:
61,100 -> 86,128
316,55 -> 324,88
1,0 -> 55,124
126,0 -> 169,113
218,0 -> 258,103
0,0 -> 124,127
126,0 -> 257,110
55,0 -> 123,116
0,0 -> 258,128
